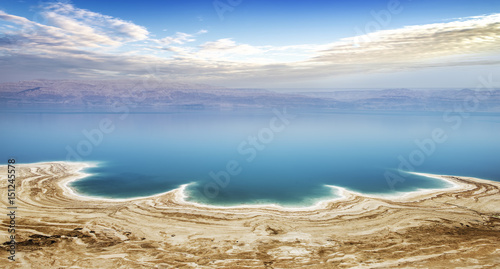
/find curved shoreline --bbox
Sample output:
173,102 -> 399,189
59,161 -> 473,211
2,161 -> 500,268
61,161 -> 347,211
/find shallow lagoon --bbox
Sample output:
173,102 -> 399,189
2,108 -> 499,206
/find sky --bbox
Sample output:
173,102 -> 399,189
0,0 -> 499,89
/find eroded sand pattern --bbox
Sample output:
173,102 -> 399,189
1,162 -> 500,268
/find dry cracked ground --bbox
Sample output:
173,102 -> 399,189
1,162 -> 499,268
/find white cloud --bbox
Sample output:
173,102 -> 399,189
0,3 -> 499,87
43,2 -> 149,42
158,32 -> 195,45
316,13 -> 500,64
198,38 -> 262,55
0,2 -> 149,49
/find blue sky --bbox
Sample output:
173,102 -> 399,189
0,0 -> 499,88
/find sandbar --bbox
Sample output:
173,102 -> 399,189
1,162 -> 499,268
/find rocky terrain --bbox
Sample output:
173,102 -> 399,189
1,79 -> 499,111
0,162 -> 499,268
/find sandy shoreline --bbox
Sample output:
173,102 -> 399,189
1,161 -> 500,268
59,161 -> 468,211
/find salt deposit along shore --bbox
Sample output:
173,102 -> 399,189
1,162 -> 499,268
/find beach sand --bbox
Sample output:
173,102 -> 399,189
1,162 -> 500,268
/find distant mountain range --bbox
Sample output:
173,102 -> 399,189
1,79 -> 499,112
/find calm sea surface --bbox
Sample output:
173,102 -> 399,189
1,108 -> 499,206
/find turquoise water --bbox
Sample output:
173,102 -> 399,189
1,109 -> 500,207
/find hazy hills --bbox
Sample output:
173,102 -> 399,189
1,79 -> 499,112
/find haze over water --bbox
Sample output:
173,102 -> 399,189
1,108 -> 500,207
